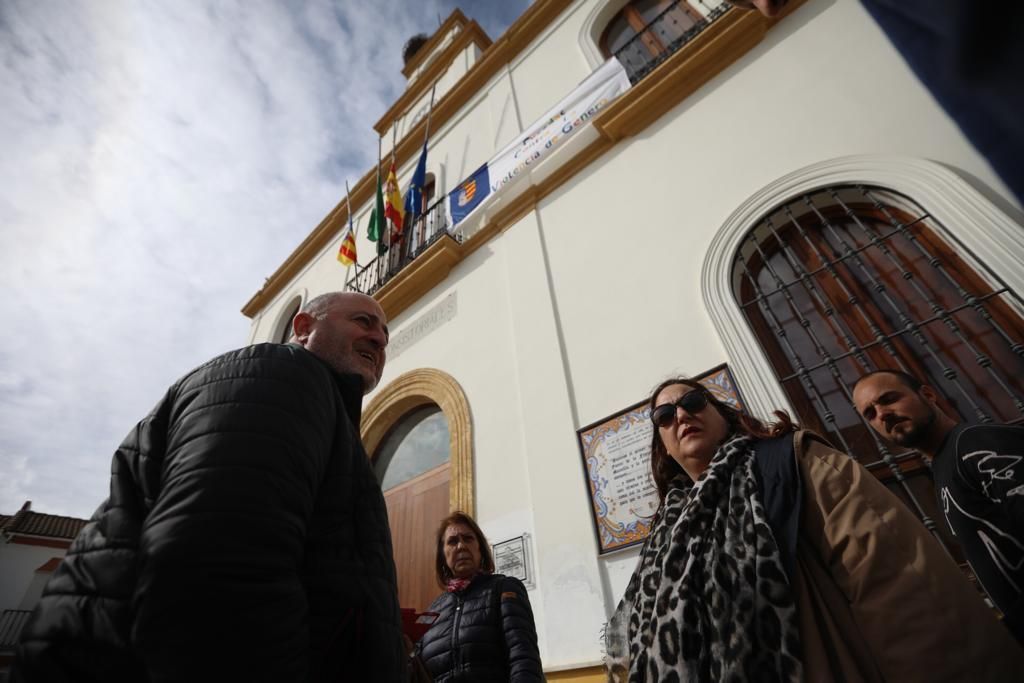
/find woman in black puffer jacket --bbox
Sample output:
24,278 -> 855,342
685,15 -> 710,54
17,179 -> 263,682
416,511 -> 544,682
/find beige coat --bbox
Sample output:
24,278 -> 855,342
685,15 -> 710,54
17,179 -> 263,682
791,431 -> 1024,682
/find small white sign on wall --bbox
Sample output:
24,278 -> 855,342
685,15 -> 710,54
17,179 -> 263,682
492,533 -> 533,588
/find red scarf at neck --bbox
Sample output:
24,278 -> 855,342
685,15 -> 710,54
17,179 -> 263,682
445,572 -> 482,593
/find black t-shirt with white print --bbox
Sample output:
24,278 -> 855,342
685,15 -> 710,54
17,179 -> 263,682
933,423 -> 1024,642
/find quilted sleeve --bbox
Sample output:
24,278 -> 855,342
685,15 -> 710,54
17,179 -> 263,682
130,347 -> 339,681
795,431 -> 1024,681
499,576 -> 544,682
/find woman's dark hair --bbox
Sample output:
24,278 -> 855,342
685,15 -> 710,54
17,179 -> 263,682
647,376 -> 797,500
433,510 -> 495,588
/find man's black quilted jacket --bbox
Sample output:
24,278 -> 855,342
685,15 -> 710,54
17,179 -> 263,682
13,343 -> 405,682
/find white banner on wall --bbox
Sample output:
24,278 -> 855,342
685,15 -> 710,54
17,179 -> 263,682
488,56 -> 631,193
449,57 -> 632,226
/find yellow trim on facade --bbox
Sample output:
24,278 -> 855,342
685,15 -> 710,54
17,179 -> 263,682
374,236 -> 462,321
365,3 -> 809,323
400,9 -> 468,79
361,368 -> 474,515
546,665 -> 606,682
375,20 -> 493,137
241,0 -> 805,321
240,0 -> 573,319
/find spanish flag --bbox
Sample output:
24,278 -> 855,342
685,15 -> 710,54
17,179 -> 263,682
384,162 -> 405,240
337,229 -> 357,266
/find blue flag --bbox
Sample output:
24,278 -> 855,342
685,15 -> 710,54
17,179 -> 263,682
404,184 -> 415,220
405,140 -> 429,219
449,164 -> 491,225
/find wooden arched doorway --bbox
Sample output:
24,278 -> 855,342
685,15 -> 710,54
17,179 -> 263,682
362,369 -> 473,611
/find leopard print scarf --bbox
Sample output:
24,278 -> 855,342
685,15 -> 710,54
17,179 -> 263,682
605,434 -> 802,682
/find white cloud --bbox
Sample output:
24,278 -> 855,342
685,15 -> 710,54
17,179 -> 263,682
0,0 -> 529,518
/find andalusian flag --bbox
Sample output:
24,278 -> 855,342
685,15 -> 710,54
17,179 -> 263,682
384,162 -> 405,243
368,158 -> 388,255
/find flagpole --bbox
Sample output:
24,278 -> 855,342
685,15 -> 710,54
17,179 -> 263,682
345,180 -> 356,239
344,179 -> 357,272
390,122 -> 403,266
416,83 -> 437,247
423,82 -> 437,144
376,136 -> 384,288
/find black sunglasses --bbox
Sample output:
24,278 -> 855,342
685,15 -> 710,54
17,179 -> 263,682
651,389 -> 709,428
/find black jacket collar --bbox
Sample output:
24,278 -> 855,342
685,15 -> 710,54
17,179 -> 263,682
333,372 -> 365,427
287,344 -> 366,427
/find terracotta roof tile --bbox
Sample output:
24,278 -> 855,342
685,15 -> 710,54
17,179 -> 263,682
2,509 -> 87,540
0,609 -> 32,649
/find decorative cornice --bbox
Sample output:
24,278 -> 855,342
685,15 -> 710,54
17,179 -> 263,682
242,0 -> 806,321
361,368 -> 474,515
363,4 -> 809,322
375,235 -> 463,321
241,0 -> 573,319
375,21 -> 493,137
593,1 -> 807,141
401,9 -> 469,79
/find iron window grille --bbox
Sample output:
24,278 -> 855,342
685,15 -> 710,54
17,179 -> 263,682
609,0 -> 731,84
732,184 -> 1024,552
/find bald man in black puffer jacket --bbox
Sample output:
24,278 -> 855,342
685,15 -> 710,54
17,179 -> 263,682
13,292 -> 406,682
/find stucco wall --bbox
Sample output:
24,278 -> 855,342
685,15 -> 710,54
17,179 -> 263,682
245,0 -> 1021,669
0,542 -> 63,612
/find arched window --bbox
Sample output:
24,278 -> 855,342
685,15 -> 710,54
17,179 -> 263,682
731,183 -> 1024,553
600,0 -> 705,73
374,404 -> 450,490
275,297 -> 302,344
373,404 -> 452,610
361,369 -> 473,609
422,172 -> 436,212
398,172 -> 439,265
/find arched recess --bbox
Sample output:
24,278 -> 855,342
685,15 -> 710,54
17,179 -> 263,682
362,368 -> 474,515
578,0 -> 632,69
701,155 -> 1024,421
271,292 -> 305,344
577,0 -> 719,70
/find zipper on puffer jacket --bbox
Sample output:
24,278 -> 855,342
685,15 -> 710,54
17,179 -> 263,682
452,593 -> 464,674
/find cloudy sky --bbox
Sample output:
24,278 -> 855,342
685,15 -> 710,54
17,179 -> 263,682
0,0 -> 529,519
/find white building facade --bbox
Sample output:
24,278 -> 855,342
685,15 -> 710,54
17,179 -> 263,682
241,0 -> 1024,678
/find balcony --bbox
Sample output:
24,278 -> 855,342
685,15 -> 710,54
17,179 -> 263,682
612,0 -> 731,84
346,197 -> 460,295
346,197 -> 464,317
346,0 -> 779,319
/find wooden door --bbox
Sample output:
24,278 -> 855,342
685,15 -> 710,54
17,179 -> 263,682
383,462 -> 451,612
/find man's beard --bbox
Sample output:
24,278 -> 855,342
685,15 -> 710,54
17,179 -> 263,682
889,409 -> 937,448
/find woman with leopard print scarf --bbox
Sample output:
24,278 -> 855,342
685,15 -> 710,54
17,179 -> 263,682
605,377 -> 1024,682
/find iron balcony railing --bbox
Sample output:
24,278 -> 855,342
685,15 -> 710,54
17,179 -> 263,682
613,0 -> 731,84
345,196 -> 459,296
347,1 -> 731,293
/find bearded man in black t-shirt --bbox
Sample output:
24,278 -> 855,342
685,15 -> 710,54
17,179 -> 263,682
853,370 -> 1024,644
